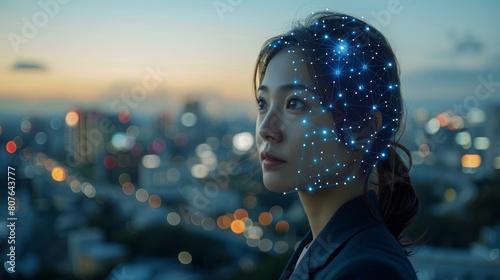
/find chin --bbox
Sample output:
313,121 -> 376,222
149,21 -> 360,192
262,176 -> 295,193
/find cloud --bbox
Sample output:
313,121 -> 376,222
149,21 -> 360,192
448,30 -> 485,55
11,61 -> 47,72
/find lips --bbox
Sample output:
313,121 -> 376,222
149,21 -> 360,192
261,151 -> 286,169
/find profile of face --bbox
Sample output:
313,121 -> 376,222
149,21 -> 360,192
255,49 -> 361,193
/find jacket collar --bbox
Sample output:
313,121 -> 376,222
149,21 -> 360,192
280,191 -> 383,279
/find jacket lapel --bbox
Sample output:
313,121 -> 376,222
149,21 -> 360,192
280,191 -> 383,279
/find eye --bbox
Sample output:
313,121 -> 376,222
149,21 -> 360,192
256,97 -> 266,110
287,97 -> 307,111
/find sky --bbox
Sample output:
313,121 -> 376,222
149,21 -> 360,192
0,0 -> 499,116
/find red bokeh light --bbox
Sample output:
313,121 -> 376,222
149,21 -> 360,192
118,110 -> 131,124
6,141 -> 17,154
103,155 -> 116,169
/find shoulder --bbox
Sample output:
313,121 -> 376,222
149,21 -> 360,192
326,224 -> 417,279
333,256 -> 414,280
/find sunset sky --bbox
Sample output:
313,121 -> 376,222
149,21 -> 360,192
1,0 -> 499,115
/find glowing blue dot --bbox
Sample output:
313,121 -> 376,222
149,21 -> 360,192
389,85 -> 393,89
323,130 -> 327,134
308,187 -> 313,192
372,105 -> 376,110
365,27 -> 370,31
381,153 -> 386,157
362,65 -> 367,70
303,119 -> 306,124
359,85 -> 363,90
335,70 -> 340,75
338,93 -> 343,97
324,35 -> 328,39
388,62 -> 392,67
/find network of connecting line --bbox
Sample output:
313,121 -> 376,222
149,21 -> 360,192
267,16 -> 400,194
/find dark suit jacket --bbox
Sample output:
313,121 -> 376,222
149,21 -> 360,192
280,191 -> 417,280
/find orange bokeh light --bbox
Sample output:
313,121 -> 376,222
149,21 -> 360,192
259,212 -> 273,226
148,194 -> 162,208
230,219 -> 245,234
275,220 -> 290,233
436,113 -> 449,127
122,182 -> 135,195
65,111 -> 79,127
6,141 -> 17,153
462,154 -> 481,168
51,166 -> 67,182
233,208 -> 248,220
217,215 -> 232,229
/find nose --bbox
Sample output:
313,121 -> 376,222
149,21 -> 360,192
258,108 -> 284,143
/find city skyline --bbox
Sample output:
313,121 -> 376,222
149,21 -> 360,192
1,0 -> 499,117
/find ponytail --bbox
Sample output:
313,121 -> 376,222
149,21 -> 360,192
375,141 -> 420,248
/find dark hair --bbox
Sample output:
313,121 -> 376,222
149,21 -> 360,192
253,11 -> 419,248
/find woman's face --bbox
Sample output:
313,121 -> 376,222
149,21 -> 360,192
256,49 -> 358,193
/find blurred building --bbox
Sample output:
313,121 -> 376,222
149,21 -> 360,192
68,227 -> 128,277
411,245 -> 500,280
64,108 -> 109,168
483,104 -> 500,177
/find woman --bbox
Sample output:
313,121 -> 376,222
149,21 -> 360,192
254,11 -> 419,279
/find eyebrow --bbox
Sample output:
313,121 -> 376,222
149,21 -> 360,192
257,83 -> 315,94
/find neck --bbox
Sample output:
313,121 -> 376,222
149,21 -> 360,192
298,179 -> 365,240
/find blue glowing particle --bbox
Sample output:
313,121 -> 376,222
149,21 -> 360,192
362,65 -> 367,70
302,119 -> 306,124
323,130 -> 327,134
388,62 -> 392,67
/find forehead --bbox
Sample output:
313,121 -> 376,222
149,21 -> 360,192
260,49 -> 316,90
